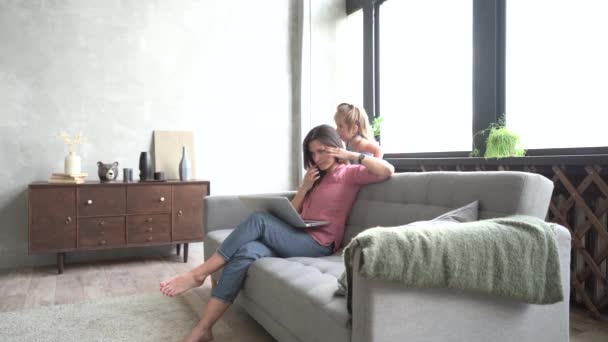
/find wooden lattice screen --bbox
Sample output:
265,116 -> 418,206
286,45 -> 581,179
387,155 -> 608,318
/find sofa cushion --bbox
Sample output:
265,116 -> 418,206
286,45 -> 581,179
242,255 -> 350,342
336,200 -> 479,296
205,229 -> 350,341
409,200 -> 479,226
343,172 -> 553,247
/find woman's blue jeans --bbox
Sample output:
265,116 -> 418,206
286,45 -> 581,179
211,211 -> 332,303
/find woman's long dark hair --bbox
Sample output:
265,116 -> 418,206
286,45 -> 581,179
302,124 -> 343,169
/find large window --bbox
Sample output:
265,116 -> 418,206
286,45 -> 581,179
337,10 -> 363,107
348,0 -> 607,155
379,0 -> 472,153
506,0 -> 608,149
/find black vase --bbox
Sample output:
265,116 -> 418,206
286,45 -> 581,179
139,152 -> 152,181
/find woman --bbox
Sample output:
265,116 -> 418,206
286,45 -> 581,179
160,124 -> 394,342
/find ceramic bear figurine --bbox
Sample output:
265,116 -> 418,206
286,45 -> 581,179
97,161 -> 119,182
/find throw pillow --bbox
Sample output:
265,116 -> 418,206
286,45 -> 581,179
334,200 -> 479,296
409,200 -> 479,226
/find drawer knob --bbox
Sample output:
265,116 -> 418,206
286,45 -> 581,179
87,200 -> 93,205
147,236 -> 153,241
146,218 -> 153,223
100,240 -> 107,245
146,227 -> 153,232
65,217 -> 72,224
99,220 -> 105,226
159,197 -> 165,202
178,210 -> 183,216
100,230 -> 105,235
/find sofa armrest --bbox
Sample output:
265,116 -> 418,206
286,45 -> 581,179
203,191 -> 297,235
350,223 -> 571,342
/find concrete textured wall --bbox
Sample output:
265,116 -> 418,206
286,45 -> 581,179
0,0 -> 300,269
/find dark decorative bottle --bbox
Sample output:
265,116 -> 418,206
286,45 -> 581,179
179,146 -> 191,181
139,152 -> 152,181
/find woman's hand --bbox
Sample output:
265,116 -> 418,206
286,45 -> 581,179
325,147 -> 357,162
292,167 -> 319,212
300,167 -> 321,192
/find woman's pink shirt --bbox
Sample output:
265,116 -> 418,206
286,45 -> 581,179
300,164 -> 387,252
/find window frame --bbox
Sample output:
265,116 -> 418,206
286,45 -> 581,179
346,0 -> 608,156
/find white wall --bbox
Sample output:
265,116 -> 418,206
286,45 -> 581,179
302,0 -> 347,135
0,0 -> 300,269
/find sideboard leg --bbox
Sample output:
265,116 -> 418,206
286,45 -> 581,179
176,244 -> 181,256
57,252 -> 65,274
183,243 -> 189,263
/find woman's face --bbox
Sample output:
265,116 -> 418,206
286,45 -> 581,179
308,139 -> 336,171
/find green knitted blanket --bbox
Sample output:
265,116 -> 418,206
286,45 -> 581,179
342,215 -> 563,313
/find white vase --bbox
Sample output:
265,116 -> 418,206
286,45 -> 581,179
64,152 -> 82,175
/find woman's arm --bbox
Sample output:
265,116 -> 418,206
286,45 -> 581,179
359,153 -> 394,178
326,147 -> 394,178
359,139 -> 383,158
291,167 -> 319,212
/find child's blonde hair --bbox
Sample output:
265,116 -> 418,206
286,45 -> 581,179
334,103 -> 371,140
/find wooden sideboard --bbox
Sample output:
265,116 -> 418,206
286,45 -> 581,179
28,180 -> 210,273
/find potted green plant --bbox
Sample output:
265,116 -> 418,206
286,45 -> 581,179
470,115 -> 525,159
371,116 -> 384,143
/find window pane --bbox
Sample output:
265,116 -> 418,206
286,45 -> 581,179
337,10 -> 363,107
507,0 -> 608,149
380,0 -> 472,153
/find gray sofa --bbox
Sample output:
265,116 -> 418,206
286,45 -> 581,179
204,171 -> 571,342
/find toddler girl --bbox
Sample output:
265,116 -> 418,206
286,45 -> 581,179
334,103 -> 383,161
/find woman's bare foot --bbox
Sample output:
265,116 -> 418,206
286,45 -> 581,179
183,327 -> 213,342
160,271 -> 206,297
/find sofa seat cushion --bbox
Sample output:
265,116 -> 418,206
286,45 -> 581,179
205,229 -> 350,340
242,254 -> 350,341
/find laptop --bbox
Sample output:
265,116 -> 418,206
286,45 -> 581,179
238,195 -> 330,228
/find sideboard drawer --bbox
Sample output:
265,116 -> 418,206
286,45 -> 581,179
127,185 -> 172,214
127,214 -> 171,244
79,216 -> 125,248
78,186 -> 126,217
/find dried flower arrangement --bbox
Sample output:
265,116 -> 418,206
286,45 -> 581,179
57,131 -> 84,154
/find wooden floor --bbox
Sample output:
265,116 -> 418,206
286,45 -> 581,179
1,243 -> 607,341
570,305 -> 608,342
0,243 -> 274,342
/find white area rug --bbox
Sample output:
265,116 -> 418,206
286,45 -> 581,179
0,293 -> 199,342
